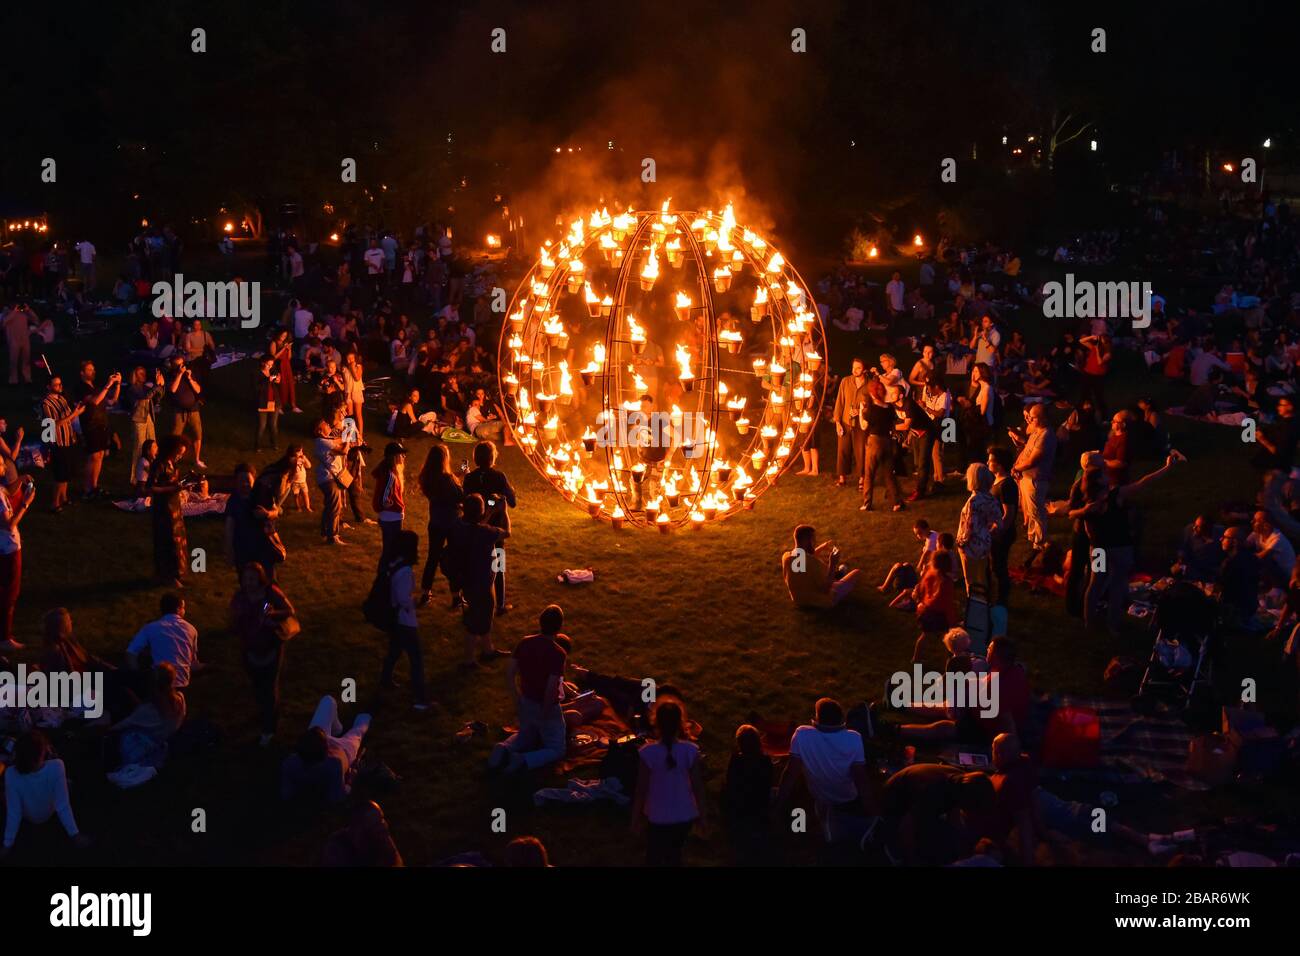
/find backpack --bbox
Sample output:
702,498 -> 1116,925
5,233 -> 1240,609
362,567 -> 397,631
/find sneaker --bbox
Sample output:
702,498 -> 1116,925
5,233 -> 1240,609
892,503 -> 906,512
859,503 -> 873,512
291,406 -> 303,413
341,522 -> 354,531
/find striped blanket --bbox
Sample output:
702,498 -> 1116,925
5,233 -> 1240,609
1060,695 -> 1206,790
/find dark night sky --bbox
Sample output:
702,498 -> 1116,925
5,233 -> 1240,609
1,0 -> 1292,250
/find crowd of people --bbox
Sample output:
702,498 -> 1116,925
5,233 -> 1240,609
2,185 -> 1300,868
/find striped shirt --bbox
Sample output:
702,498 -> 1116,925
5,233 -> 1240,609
41,393 -> 75,447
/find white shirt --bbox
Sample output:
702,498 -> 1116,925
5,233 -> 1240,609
789,725 -> 865,806
75,241 -> 96,264
126,614 -> 199,688
390,564 -> 417,627
364,248 -> 385,275
4,759 -> 79,847
886,279 -> 905,312
466,403 -> 489,433
293,308 -> 313,339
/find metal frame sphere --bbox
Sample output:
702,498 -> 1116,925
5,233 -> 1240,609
497,202 -> 828,530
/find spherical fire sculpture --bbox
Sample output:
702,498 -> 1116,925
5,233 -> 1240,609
498,201 -> 828,531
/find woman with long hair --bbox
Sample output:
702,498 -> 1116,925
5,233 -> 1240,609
149,435 -> 190,588
631,699 -> 704,866
418,443 -> 465,607
1,729 -> 90,857
112,662 -> 187,767
269,328 -> 299,413
343,350 -> 366,442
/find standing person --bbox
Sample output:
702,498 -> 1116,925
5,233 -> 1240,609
254,355 -> 281,450
986,447 -> 1019,610
970,315 -> 1002,372
1074,453 -> 1180,635
313,417 -> 352,546
229,563 -> 296,746
896,380 -> 936,502
961,362 -> 996,465
379,530 -> 430,710
490,604 -> 569,773
269,329 -> 300,414
41,376 -> 84,513
631,700 -> 704,867
832,358 -> 868,488
165,356 -> 206,469
343,351 -> 366,442
449,493 -> 509,666
417,443 -> 465,608
149,436 -> 190,588
123,365 -> 163,487
74,238 -> 96,291
1077,334 -> 1112,416
1065,452 -> 1103,617
1010,403 -> 1057,561
371,442 -> 407,566
885,271 -> 906,327
74,361 -> 120,499
2,302 -> 34,385
955,463 -> 1002,597
920,370 -> 953,491
224,464 -> 260,574
462,440 -> 516,614
0,475 -> 35,651
1101,411 -> 1134,488
860,380 -> 905,512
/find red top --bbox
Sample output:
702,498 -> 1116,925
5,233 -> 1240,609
513,633 -> 567,706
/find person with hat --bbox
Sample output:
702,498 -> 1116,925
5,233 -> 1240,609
372,441 -> 407,566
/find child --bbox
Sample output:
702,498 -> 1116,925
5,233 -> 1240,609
135,439 -> 157,497
290,451 -> 313,512
941,626 -> 988,672
912,552 -> 957,662
879,519 -> 940,609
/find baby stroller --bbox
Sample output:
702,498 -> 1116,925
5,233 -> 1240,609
1134,581 -> 1219,718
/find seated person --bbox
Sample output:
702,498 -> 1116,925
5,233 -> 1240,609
775,698 -> 875,842
981,637 -> 1029,737
781,524 -> 860,609
1217,525 -> 1262,624
1,730 -> 91,857
911,551 -> 957,662
321,800 -> 404,867
1175,513 -> 1223,583
280,695 -> 372,804
109,662 -> 186,769
880,761 -> 994,865
1249,509 -> 1296,587
721,724 -> 774,830
897,655 -> 1005,744
878,519 -> 939,607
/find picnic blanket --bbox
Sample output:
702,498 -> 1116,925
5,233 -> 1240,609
114,493 -> 230,518
1059,695 -> 1206,790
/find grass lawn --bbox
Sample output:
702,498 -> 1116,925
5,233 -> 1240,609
3,261 -> 1295,868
